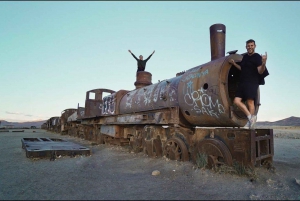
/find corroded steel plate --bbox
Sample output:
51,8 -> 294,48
21,138 -> 91,159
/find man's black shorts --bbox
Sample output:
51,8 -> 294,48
235,82 -> 259,100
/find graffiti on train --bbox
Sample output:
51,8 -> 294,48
184,80 -> 225,118
102,95 -> 116,114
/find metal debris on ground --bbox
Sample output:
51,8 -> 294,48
21,138 -> 91,160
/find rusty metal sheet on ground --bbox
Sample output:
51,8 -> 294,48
21,138 -> 91,159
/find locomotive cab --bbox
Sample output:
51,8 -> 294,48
84,88 -> 115,118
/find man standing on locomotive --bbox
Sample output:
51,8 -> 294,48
128,50 -> 155,72
229,39 -> 268,129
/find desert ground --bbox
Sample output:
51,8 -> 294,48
0,127 -> 299,200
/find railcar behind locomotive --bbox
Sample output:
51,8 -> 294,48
43,24 -> 273,168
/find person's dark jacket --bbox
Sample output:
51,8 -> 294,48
131,53 -> 153,72
259,67 -> 269,85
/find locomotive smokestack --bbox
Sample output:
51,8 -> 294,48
210,24 -> 226,61
134,71 -> 152,89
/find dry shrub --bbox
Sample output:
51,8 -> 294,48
195,152 -> 258,179
195,153 -> 208,169
213,162 -> 258,180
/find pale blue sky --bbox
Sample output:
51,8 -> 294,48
0,1 -> 299,122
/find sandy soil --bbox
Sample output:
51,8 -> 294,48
0,127 -> 299,200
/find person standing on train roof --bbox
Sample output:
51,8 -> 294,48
229,39 -> 269,129
128,50 -> 155,72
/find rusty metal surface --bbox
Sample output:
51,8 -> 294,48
134,71 -> 152,89
61,108 -> 77,133
82,107 -> 180,126
177,53 -> 257,127
210,23 -> 226,61
21,138 -> 91,159
67,111 -> 78,122
192,128 -> 273,167
47,116 -> 61,132
84,88 -> 115,118
41,23 -> 273,169
76,107 -> 85,120
102,90 -> 128,115
119,76 -> 181,114
195,138 -> 233,168
252,129 -> 274,165
163,137 -> 189,161
100,125 -> 122,138
61,109 -> 77,122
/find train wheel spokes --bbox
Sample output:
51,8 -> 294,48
196,139 -> 232,168
163,137 -> 189,162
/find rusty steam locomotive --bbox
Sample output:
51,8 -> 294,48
42,24 -> 273,168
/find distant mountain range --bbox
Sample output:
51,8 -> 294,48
0,116 -> 299,128
0,120 -> 46,128
256,116 -> 300,127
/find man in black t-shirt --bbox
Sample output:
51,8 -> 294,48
128,50 -> 155,72
229,39 -> 268,129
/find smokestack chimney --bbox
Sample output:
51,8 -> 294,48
134,71 -> 152,89
210,24 -> 226,61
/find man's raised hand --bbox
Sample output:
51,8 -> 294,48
261,52 -> 267,64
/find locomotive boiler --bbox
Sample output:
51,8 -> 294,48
44,24 -> 273,169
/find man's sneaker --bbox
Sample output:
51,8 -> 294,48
249,115 -> 257,129
244,121 -> 250,129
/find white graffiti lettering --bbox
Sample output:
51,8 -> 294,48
182,69 -> 209,82
102,95 -> 116,115
184,81 -> 225,118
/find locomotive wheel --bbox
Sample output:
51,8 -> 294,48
195,139 -> 232,168
163,137 -> 189,162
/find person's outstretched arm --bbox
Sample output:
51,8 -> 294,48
229,59 -> 241,70
145,50 -> 155,61
128,50 -> 138,61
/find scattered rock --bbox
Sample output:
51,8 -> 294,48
152,170 -> 160,176
296,178 -> 300,185
249,194 -> 260,200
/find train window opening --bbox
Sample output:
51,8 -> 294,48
89,92 -> 95,100
102,92 -> 111,99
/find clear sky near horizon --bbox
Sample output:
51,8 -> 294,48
0,1 -> 299,123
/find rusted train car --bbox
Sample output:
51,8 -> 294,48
60,108 -> 77,135
46,116 -> 61,133
43,24 -> 273,168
